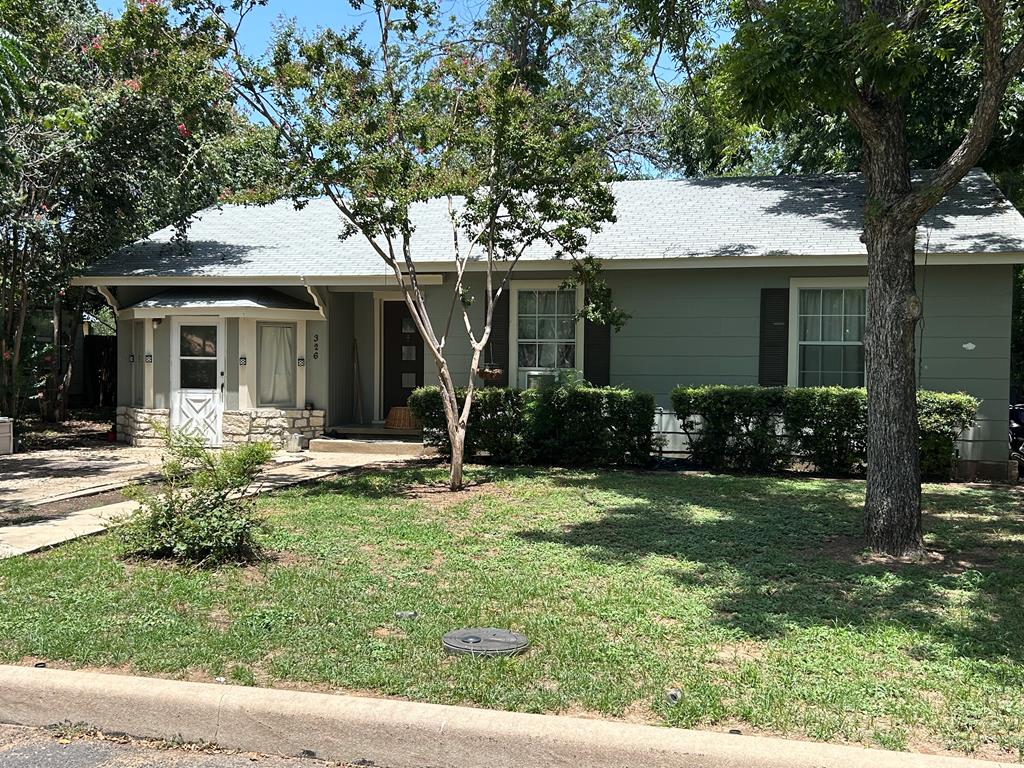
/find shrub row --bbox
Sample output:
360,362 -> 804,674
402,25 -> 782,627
408,383 -> 655,467
670,385 -> 979,479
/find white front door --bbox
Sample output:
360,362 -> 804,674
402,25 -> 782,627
170,318 -> 224,446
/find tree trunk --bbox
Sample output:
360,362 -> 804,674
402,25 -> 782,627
448,423 -> 466,491
435,365 -> 471,491
864,216 -> 924,556
860,119 -> 925,557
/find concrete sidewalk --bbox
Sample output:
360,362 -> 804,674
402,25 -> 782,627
0,665 -> 1010,768
0,451 -> 411,559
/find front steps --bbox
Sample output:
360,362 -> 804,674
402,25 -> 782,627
308,437 -> 431,457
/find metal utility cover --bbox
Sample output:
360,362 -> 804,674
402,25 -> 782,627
442,628 -> 529,657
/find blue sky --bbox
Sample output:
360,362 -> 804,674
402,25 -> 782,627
96,0 -> 488,57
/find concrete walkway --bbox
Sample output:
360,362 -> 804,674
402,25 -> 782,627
0,446 -> 165,512
0,451 -> 412,560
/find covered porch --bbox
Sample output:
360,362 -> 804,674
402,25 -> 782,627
111,285 -> 327,448
91,276 -> 447,449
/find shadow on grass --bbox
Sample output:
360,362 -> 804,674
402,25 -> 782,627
515,471 -> 1024,664
289,460 -> 525,502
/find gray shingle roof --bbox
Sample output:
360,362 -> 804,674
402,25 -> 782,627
84,169 -> 1024,279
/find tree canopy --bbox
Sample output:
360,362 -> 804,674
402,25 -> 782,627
0,0 -> 240,418
650,1 -> 1024,179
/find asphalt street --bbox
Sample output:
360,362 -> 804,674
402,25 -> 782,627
0,724 -> 359,767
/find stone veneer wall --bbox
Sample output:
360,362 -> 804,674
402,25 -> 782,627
221,408 -> 326,448
116,406 -> 325,449
116,406 -> 170,448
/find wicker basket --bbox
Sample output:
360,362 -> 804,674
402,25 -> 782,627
385,406 -> 421,430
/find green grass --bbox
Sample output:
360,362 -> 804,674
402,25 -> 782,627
1,466 -> 1022,760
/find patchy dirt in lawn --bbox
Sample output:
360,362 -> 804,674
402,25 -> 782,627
711,640 -> 766,668
805,533 -> 1007,575
13,408 -> 117,451
403,480 -> 527,523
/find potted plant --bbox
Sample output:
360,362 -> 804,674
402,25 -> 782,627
476,366 -> 504,383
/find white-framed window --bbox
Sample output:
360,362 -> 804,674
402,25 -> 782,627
509,281 -> 584,389
257,322 -> 297,407
788,278 -> 867,388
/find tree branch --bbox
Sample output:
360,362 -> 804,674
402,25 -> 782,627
893,7 -> 1024,223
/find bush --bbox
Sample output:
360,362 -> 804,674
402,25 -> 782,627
670,386 -> 790,473
671,385 -> 979,479
119,430 -> 273,565
784,387 -> 867,475
408,386 -> 526,462
917,390 -> 980,480
408,377 -> 654,467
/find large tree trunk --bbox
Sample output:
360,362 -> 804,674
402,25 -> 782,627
861,116 -> 925,558
863,215 -> 924,556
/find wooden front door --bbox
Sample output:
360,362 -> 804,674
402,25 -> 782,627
382,302 -> 424,416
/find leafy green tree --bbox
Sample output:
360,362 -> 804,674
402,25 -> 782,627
191,0 -> 628,490
483,0 -> 670,176
0,0 -> 236,421
630,0 -> 1024,556
0,27 -> 28,131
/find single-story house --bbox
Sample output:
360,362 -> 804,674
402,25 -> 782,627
74,169 -> 1024,477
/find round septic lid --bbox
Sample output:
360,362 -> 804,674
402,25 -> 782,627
442,627 -> 529,657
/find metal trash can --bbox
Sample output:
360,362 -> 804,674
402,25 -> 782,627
0,417 -> 12,455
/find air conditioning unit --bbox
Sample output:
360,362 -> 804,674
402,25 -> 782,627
0,417 -> 12,455
525,372 -> 556,390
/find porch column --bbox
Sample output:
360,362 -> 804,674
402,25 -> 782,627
238,319 -> 257,409
296,319 -> 307,409
143,319 -> 154,409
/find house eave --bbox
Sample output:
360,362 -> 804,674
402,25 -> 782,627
71,273 -> 447,287
71,250 -> 1024,286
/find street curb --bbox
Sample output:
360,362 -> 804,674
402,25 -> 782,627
0,666 -> 1011,768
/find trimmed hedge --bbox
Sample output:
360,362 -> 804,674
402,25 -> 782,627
671,385 -> 979,479
408,383 -> 655,467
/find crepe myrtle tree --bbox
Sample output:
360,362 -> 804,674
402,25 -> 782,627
193,0 -> 623,490
631,0 -> 1024,556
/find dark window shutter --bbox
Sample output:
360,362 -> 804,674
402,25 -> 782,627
583,292 -> 611,386
758,288 -> 789,387
483,290 -> 509,387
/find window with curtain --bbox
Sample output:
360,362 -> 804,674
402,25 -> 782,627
257,323 -> 296,406
516,288 -> 578,388
797,287 -> 866,387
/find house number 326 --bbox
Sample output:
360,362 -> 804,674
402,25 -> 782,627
312,334 -> 319,361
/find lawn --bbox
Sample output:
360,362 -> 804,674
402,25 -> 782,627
0,465 -> 1022,761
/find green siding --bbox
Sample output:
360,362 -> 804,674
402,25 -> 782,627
305,319 -> 329,411
225,318 -> 239,410
328,292 -> 355,425
153,320 -> 170,409
917,264 -> 1012,464
353,293 -> 375,422
112,263 -> 1013,464
604,265 -> 1011,464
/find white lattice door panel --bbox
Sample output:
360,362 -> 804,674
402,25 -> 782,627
174,392 -> 221,443
170,319 -> 224,446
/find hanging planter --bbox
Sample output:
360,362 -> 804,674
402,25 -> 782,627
476,366 -> 504,383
